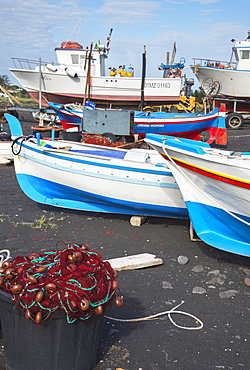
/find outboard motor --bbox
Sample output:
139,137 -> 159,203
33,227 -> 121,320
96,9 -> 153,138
184,78 -> 194,98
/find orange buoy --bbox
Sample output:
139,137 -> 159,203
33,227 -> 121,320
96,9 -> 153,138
80,299 -> 90,311
95,305 -> 103,315
115,296 -> 124,307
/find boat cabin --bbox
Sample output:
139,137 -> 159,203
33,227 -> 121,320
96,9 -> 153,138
232,40 -> 250,70
55,42 -> 108,77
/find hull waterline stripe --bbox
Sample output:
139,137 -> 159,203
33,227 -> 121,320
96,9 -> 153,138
159,152 -> 250,189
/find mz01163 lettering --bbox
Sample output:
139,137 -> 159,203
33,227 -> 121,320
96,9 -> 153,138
144,82 -> 171,89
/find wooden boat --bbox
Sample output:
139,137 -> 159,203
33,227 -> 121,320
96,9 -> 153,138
48,102 -> 227,146
145,133 -> 250,256
4,113 -> 188,219
191,31 -> 250,99
9,30 -> 184,110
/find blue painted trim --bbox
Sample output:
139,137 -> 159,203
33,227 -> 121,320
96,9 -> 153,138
4,113 -> 23,137
16,151 -> 177,188
17,174 -> 188,218
16,142 -> 173,177
187,201 -> 250,256
146,134 -> 211,153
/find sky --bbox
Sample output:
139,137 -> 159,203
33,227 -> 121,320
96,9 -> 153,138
0,0 -> 249,91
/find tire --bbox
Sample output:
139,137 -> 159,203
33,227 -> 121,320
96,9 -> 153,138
226,113 -> 244,129
101,132 -> 117,143
7,110 -> 19,119
200,131 -> 210,142
118,136 -> 127,143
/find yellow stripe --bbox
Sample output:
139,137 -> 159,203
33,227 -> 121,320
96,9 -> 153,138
170,155 -> 250,186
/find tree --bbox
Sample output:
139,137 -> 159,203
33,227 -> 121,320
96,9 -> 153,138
0,75 -> 11,88
192,87 -> 205,104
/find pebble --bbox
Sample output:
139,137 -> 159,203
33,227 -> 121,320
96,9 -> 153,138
243,268 -> 250,276
192,286 -> 206,294
206,276 -> 225,285
219,290 -> 239,299
244,277 -> 250,287
162,281 -> 173,289
191,265 -> 204,273
207,269 -> 220,276
177,255 -> 189,265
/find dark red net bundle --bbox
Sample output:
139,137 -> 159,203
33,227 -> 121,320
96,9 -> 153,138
0,243 -> 123,324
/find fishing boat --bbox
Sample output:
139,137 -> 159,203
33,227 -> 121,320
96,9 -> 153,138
145,133 -> 250,257
191,31 -> 250,99
9,30 -> 184,110
4,113 -> 188,219
48,102 -> 227,146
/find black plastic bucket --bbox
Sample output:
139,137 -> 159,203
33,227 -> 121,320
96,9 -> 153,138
62,131 -> 82,142
0,290 -> 104,370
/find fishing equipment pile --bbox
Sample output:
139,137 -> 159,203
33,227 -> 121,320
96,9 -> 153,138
0,244 -> 123,325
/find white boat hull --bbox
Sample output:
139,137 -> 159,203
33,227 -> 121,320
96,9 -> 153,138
191,34 -> 250,99
191,65 -> 250,98
10,68 -> 181,108
5,112 -> 187,218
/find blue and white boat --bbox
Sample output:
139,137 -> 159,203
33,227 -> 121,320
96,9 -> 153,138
48,101 -> 227,146
5,113 -> 187,219
146,133 -> 250,256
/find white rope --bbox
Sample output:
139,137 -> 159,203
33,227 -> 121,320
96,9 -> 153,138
162,138 -> 250,228
0,249 -> 11,267
105,300 -> 203,330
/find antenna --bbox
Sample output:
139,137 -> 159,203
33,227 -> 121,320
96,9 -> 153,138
170,42 -> 177,65
63,17 -> 82,48
106,28 -> 113,54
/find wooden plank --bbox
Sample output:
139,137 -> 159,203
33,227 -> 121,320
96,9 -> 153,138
106,253 -> 163,270
0,157 -> 11,166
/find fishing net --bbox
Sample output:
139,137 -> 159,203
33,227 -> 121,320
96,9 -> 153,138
82,134 -> 124,147
0,243 -> 123,324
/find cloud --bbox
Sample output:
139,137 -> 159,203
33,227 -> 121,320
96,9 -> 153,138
96,1 -> 161,21
200,8 -> 220,13
190,0 -> 220,4
164,0 -> 185,3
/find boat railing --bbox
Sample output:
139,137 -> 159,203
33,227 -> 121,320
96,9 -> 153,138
192,58 -> 237,70
11,58 -> 54,70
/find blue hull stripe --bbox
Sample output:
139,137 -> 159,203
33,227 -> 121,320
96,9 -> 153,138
17,144 -> 171,176
134,119 -> 217,134
187,201 -> 250,256
17,174 -> 188,218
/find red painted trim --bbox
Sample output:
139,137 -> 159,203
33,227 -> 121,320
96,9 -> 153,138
28,91 -> 180,106
172,158 -> 250,189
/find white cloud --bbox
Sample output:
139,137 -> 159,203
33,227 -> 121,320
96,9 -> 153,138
164,0 -> 185,3
190,0 -> 220,4
200,8 -> 220,13
96,1 -> 161,20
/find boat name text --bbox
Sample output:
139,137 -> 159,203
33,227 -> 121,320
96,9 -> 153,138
136,124 -> 164,127
144,82 -> 171,89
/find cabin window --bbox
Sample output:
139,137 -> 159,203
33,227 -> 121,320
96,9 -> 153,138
80,55 -> 85,65
71,54 -> 79,64
240,50 -> 250,59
